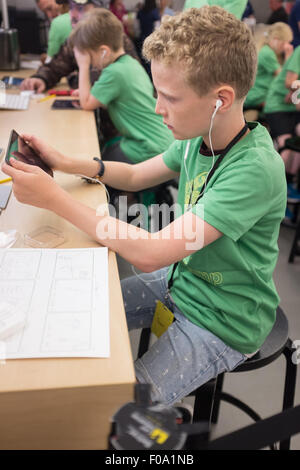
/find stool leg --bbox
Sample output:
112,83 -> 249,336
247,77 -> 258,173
291,205 -> 299,225
211,373 -> 224,424
280,339 -> 298,450
192,378 -> 217,424
184,380 -> 217,449
137,328 -> 151,359
288,221 -> 300,263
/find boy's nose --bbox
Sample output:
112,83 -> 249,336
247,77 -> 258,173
155,99 -> 166,117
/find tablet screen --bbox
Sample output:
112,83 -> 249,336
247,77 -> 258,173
5,130 -> 53,177
51,99 -> 81,110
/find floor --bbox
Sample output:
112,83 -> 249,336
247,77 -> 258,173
116,215 -> 300,450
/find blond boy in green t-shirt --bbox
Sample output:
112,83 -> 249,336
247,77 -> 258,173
2,7 -> 286,405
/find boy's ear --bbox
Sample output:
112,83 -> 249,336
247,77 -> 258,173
215,86 -> 235,112
99,45 -> 110,56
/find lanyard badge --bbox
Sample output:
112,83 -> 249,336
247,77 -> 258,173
151,301 -> 175,338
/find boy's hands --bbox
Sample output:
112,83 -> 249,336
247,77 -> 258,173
70,88 -> 80,97
1,159 -> 65,211
20,134 -> 71,173
73,47 -> 91,69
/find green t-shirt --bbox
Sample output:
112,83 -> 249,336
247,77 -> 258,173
163,122 -> 286,354
183,0 -> 247,19
245,45 -> 280,108
91,55 -> 174,163
47,13 -> 72,58
264,46 -> 300,114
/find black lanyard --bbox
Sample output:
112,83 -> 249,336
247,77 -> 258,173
167,122 -> 249,294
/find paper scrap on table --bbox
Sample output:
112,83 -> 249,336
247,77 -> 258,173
0,247 -> 110,359
20,60 -> 42,70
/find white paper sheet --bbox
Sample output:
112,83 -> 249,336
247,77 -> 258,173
0,247 -> 110,359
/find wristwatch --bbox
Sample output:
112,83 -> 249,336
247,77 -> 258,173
93,157 -> 105,178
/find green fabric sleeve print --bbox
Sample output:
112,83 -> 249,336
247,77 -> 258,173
262,47 -> 280,75
90,67 -> 121,106
162,140 -> 186,172
191,160 -> 274,241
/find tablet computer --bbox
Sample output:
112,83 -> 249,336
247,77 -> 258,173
5,130 -> 53,177
51,99 -> 81,110
1,76 -> 24,87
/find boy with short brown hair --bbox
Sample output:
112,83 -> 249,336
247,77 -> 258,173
69,8 -> 174,164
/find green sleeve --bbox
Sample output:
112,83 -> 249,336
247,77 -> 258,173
162,140 -> 185,172
90,66 -> 121,106
192,156 -> 285,241
47,21 -> 61,57
260,47 -> 280,75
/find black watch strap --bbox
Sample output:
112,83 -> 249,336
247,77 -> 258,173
93,157 -> 105,178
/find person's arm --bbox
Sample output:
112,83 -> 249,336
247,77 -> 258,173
262,47 -> 281,77
22,41 -> 78,91
20,77 -> 47,93
285,71 -> 299,89
283,43 -> 294,63
74,47 -> 104,111
17,133 -> 178,192
1,158 -> 221,273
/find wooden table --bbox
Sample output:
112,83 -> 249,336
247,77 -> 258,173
0,70 -> 135,449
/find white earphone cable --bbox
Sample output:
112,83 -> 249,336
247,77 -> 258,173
184,102 -> 220,202
75,174 -> 111,203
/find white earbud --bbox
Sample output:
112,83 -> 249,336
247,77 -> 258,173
101,50 -> 107,60
215,99 -> 222,110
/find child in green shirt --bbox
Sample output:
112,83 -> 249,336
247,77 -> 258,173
245,22 -> 293,109
47,12 -> 72,59
69,9 -> 174,164
264,45 -> 300,188
2,7 -> 286,405
183,0 -> 247,19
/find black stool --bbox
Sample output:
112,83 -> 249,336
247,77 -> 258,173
139,179 -> 178,231
282,137 -> 300,262
284,136 -> 300,192
137,306 -> 297,450
288,220 -> 300,263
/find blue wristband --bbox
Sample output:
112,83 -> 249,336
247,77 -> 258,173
93,157 -> 105,178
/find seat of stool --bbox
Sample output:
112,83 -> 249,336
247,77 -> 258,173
233,306 -> 288,372
189,307 -> 296,449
